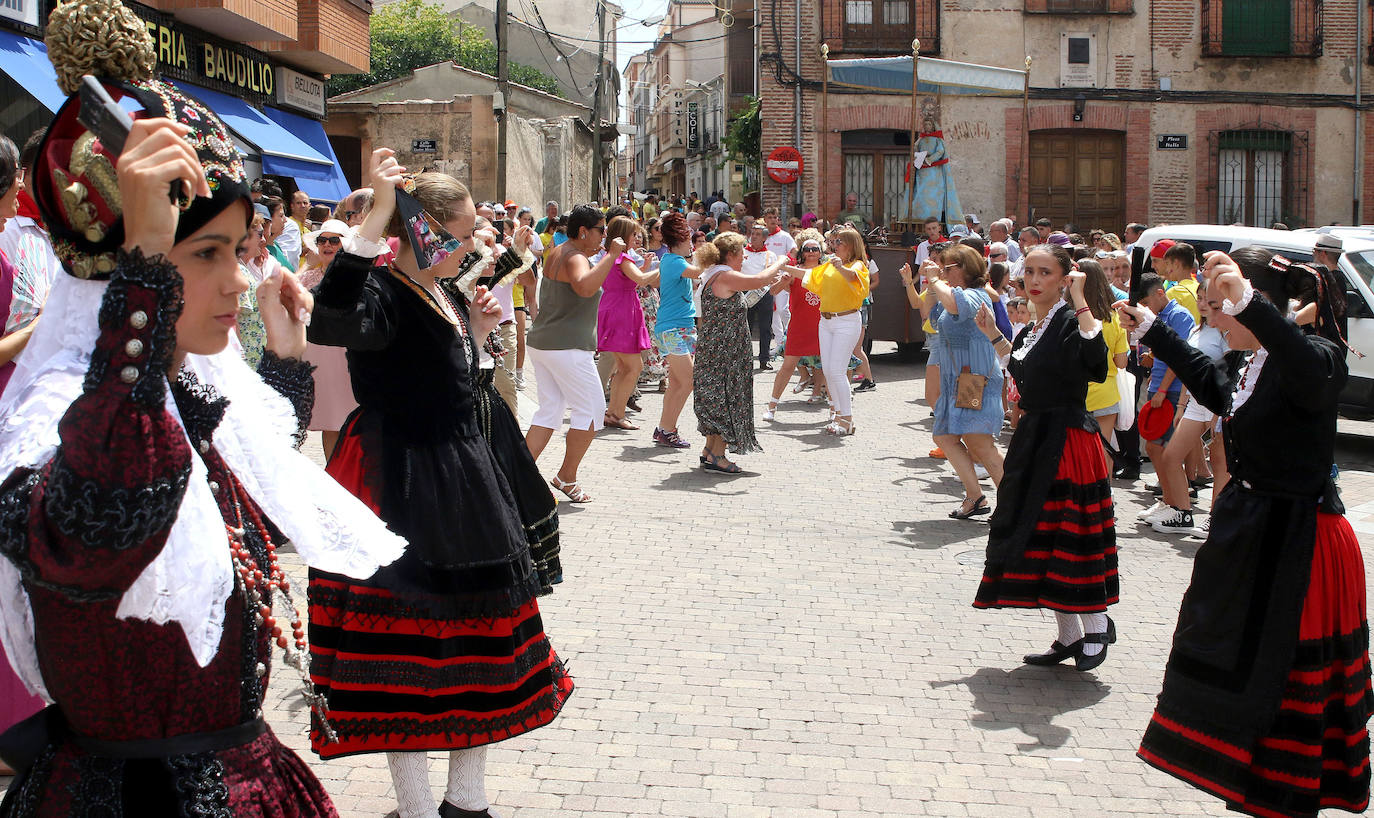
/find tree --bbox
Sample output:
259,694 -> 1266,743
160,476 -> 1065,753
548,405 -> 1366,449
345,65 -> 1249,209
328,0 -> 565,98
721,96 -> 761,193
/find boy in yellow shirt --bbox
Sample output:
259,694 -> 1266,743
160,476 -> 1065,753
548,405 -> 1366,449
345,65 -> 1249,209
1162,241 -> 1200,324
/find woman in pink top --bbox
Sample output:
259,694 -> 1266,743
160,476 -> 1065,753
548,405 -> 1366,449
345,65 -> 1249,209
597,216 -> 656,428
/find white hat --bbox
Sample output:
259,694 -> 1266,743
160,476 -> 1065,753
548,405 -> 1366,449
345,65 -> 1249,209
303,219 -> 351,253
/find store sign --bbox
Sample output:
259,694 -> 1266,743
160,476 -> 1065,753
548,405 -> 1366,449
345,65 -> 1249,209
0,0 -> 39,27
687,102 -> 699,151
412,138 -> 438,153
129,3 -> 278,104
276,66 -> 326,117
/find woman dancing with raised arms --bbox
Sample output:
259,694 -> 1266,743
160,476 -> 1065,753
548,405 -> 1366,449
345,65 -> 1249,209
0,1 -> 401,812
1121,248 -> 1371,818
306,149 -> 572,818
972,244 -> 1118,672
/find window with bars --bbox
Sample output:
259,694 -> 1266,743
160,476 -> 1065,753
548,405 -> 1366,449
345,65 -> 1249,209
1201,0 -> 1322,57
837,0 -> 938,55
1214,130 -> 1302,227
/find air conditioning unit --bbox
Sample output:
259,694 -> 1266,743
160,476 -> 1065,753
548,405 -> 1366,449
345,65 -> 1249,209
1060,32 -> 1098,88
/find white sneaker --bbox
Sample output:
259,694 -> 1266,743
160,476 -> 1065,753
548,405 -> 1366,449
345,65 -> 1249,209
514,371 -> 526,390
1137,500 -> 1166,521
1152,508 -> 1195,534
1143,502 -> 1176,525
763,402 -> 777,421
1191,515 -> 1211,538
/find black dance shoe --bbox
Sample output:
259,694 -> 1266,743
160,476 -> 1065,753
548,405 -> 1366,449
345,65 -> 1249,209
439,802 -> 496,818
1075,622 -> 1115,672
1023,639 -> 1084,666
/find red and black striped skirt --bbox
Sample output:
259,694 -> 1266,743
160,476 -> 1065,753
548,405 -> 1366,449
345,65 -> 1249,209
308,428 -> 573,760
1139,513 -> 1373,817
975,427 -> 1118,613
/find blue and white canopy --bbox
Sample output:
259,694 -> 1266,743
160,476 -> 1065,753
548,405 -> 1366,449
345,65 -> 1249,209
827,56 -> 1027,97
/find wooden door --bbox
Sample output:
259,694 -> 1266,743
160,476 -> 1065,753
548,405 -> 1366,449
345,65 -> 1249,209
1028,130 -> 1125,233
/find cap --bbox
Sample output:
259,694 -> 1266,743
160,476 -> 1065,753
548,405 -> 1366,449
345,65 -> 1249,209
1315,233 -> 1344,254
1149,239 -> 1176,258
253,203 -> 271,219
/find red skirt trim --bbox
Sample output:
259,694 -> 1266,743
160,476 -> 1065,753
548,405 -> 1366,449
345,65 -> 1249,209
1139,513 -> 1373,817
975,428 -> 1118,613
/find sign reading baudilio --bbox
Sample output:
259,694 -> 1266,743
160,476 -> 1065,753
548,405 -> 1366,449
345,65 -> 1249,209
766,146 -> 804,184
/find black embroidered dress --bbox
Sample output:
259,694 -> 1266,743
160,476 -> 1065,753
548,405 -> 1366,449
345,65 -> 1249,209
305,251 -> 571,759
1136,289 -> 1372,818
0,252 -> 333,817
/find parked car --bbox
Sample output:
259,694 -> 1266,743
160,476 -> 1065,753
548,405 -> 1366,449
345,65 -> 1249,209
1135,225 -> 1374,417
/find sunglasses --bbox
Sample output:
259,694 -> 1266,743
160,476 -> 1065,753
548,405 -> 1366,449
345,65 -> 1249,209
317,235 -> 342,246
802,245 -> 822,252
990,252 -> 1007,259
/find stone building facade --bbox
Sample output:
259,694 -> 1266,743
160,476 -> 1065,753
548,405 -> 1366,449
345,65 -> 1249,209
745,0 -> 1370,231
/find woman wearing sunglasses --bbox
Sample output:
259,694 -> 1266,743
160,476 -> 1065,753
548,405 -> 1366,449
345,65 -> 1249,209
299,219 -> 358,458
763,231 -> 828,420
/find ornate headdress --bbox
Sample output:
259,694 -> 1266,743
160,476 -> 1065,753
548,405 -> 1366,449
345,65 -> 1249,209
33,0 -> 249,279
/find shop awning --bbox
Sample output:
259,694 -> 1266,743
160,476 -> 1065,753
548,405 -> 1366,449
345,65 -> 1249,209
172,81 -> 350,202
0,29 -> 67,112
261,106 -> 351,202
827,56 -> 1027,97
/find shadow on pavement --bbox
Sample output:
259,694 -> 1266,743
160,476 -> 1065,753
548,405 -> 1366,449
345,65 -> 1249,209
931,665 -> 1111,750
890,517 -> 987,549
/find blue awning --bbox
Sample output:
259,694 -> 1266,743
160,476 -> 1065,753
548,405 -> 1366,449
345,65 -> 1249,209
171,81 -> 349,202
261,106 -> 351,202
0,29 -> 67,112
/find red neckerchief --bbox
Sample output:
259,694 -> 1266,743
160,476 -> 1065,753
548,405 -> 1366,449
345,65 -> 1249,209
15,190 -> 43,226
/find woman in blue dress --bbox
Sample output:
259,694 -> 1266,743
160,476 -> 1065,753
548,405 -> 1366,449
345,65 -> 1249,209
902,243 -> 1005,518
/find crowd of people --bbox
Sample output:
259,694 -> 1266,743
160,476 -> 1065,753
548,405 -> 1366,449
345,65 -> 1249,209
0,3 -> 1367,817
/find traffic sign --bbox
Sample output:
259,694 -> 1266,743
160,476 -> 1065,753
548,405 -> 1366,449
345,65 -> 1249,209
765,146 -> 804,184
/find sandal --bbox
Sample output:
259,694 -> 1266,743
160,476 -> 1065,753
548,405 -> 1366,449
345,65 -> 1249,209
603,413 -> 640,430
949,495 -> 990,519
701,451 -> 742,474
792,377 -> 813,394
550,476 -> 592,503
824,417 -> 855,436
763,399 -> 779,421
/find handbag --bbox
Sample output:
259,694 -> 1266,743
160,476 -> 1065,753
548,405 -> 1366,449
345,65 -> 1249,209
1115,368 -> 1137,431
955,366 -> 987,410
741,286 -> 770,309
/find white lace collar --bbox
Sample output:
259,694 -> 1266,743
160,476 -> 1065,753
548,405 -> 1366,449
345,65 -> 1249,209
1011,299 -> 1067,361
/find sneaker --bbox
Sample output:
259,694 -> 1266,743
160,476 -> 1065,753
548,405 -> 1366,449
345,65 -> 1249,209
854,379 -> 876,393
1189,515 -> 1211,538
1143,502 -> 1176,525
1137,500 -> 1167,521
653,427 -> 690,448
763,402 -> 777,421
1152,508 -> 1195,534
514,371 -> 525,390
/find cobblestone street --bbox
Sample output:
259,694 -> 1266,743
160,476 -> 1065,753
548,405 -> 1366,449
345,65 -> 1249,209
7,345 -> 1374,817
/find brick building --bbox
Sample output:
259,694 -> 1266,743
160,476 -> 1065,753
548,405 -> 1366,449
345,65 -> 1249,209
740,0 -> 1371,232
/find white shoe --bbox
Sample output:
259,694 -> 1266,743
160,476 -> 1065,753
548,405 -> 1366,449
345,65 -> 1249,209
1152,508 -> 1196,534
1137,500 -> 1166,521
1191,515 -> 1211,538
763,401 -> 777,422
514,371 -> 526,390
1143,502 -> 1175,525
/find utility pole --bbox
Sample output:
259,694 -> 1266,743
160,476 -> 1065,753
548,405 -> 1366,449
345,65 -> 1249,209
591,0 -> 606,202
496,0 -> 509,201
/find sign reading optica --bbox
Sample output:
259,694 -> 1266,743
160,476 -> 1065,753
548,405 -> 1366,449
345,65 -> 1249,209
765,146 -> 804,184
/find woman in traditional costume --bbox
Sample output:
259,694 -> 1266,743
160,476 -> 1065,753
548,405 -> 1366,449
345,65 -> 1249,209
306,156 -> 572,818
0,2 -> 402,814
1123,247 -> 1371,818
972,244 -> 1118,672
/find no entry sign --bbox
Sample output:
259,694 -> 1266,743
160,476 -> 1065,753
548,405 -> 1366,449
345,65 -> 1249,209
766,146 -> 804,184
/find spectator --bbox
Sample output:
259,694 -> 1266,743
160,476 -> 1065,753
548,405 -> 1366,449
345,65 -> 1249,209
1034,217 -> 1052,240
536,200 -> 560,233
1123,222 -> 1147,250
1135,271 -> 1195,527
989,219 -> 1020,263
836,192 -> 870,232
1162,241 -> 1201,323
1079,259 -> 1129,458
335,188 -> 373,228
914,216 -> 943,266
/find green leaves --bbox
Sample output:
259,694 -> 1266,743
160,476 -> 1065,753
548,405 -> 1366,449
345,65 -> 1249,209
328,0 -> 565,99
721,95 -> 760,170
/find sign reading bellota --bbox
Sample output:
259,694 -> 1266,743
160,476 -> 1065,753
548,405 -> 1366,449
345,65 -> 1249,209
766,146 -> 804,184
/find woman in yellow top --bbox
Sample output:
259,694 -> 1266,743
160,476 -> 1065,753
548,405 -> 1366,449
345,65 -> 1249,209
1080,260 -> 1129,465
808,227 -> 871,435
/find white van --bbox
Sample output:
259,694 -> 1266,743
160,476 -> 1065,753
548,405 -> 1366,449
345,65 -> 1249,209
1134,225 -> 1374,417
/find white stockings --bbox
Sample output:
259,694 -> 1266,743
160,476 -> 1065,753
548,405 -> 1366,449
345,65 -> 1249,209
1054,612 -> 1108,656
1054,612 -> 1083,647
386,748 -> 491,818
1080,612 -> 1109,657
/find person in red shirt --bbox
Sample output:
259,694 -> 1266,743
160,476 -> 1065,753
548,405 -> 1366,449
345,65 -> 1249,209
762,234 -> 828,420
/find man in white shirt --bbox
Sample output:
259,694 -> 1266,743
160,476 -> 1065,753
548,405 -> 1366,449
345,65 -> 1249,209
276,211 -> 302,269
762,208 -> 796,362
913,216 -> 943,266
709,197 -> 730,220
743,223 -> 779,369
989,218 -> 1021,263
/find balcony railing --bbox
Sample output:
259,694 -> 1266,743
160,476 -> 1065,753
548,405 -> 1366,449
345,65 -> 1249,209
830,0 -> 939,56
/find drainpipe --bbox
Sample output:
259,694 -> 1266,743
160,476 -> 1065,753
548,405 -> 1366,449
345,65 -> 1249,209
1356,0 -> 1365,225
794,0 -> 802,217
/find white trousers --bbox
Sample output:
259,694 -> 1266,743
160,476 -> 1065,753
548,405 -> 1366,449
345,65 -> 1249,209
818,312 -> 862,417
772,289 -> 790,343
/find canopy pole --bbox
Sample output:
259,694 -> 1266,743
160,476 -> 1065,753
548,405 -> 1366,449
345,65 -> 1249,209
1022,56 -> 1031,224
821,42 -> 829,225
907,39 -> 920,227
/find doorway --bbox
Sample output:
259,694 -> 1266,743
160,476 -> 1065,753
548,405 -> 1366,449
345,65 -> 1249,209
1028,130 -> 1125,233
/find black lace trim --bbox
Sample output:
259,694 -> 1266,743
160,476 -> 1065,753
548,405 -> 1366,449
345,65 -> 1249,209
87,248 -> 184,407
0,469 -> 120,603
255,351 -> 316,448
43,452 -> 189,553
68,754 -> 125,815
3,744 -> 55,818
165,752 -> 232,818
171,372 -> 229,446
